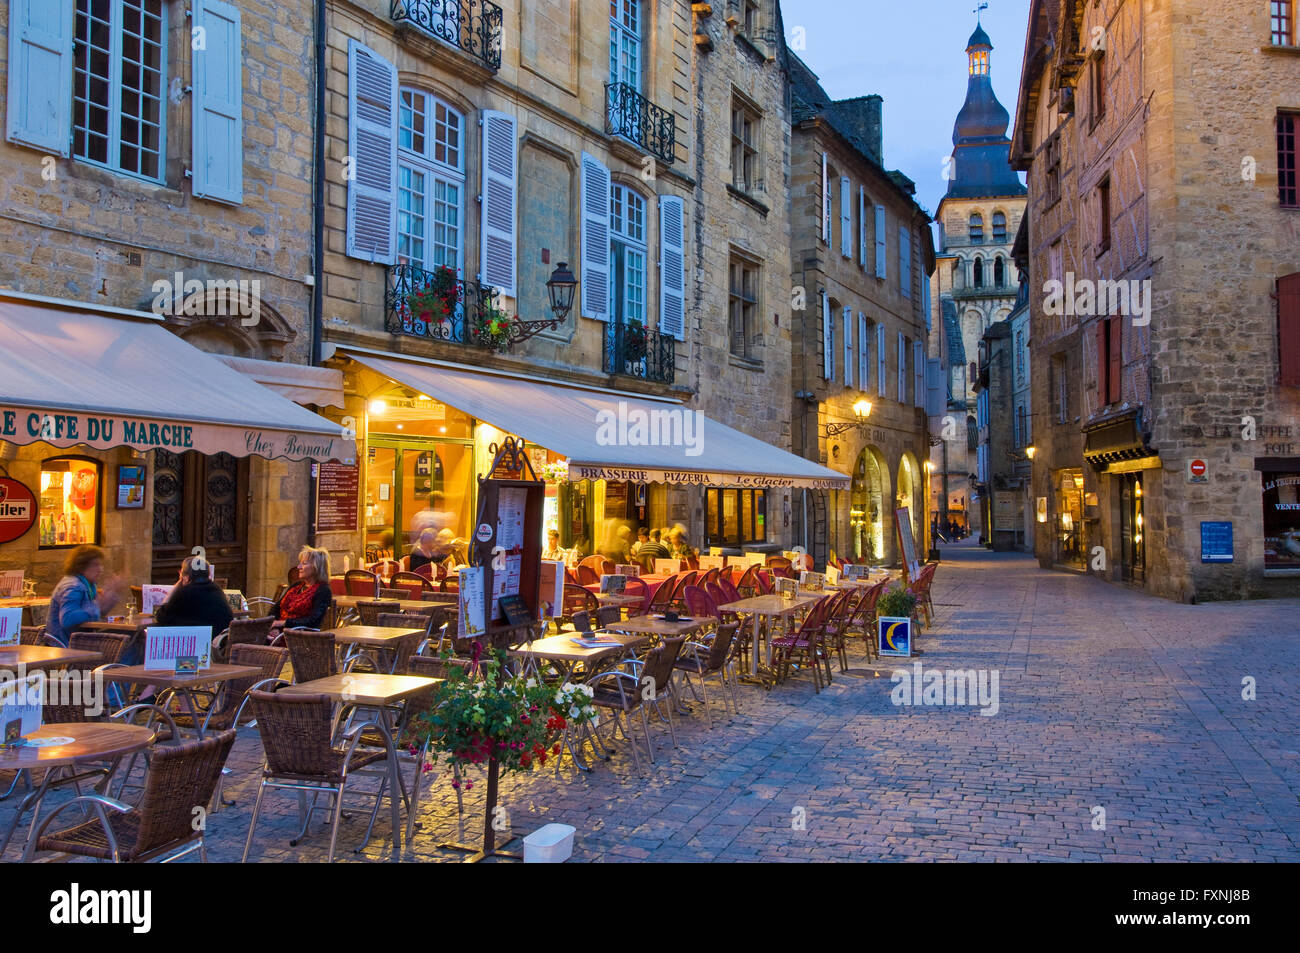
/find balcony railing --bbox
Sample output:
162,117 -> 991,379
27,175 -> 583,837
390,0 -> 503,72
605,82 -> 676,165
604,320 -> 675,385
386,262 -> 498,346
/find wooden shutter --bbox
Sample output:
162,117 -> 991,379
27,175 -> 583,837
875,205 -> 887,278
898,333 -> 907,403
859,187 -> 868,266
345,40 -> 398,264
5,0 -> 73,155
840,177 -> 852,257
925,358 -> 944,416
821,153 -> 831,243
821,291 -> 833,379
922,269 -> 932,330
1096,322 -> 1108,402
191,0 -> 243,204
843,306 -> 853,386
580,151 -> 611,320
858,313 -> 869,389
1278,273 -> 1300,387
914,340 -> 925,408
899,225 -> 911,297
658,194 -> 686,341
480,110 -> 517,296
1108,316 -> 1123,404
877,324 -> 887,397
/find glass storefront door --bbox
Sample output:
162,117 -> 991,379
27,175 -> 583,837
1118,473 -> 1146,583
1054,468 -> 1086,570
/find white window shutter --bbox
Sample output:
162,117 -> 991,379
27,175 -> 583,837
925,358 -> 944,416
191,0 -> 243,205
821,291 -> 832,379
658,194 -> 686,341
6,0 -> 73,155
843,307 -> 853,387
914,340 -> 925,408
840,177 -> 852,258
821,153 -> 831,243
874,205 -> 887,279
858,187 -> 868,266
480,110 -> 517,296
899,226 -> 912,298
877,324 -> 887,397
346,40 -> 398,264
581,151 -> 612,320
922,270 -> 932,331
858,313 -> 869,390
898,333 -> 907,403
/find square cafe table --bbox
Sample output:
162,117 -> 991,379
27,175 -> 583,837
604,614 -> 717,639
98,663 -> 262,739
0,645 -> 103,672
328,625 -> 427,674
718,593 -> 822,678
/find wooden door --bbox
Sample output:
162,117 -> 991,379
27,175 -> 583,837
151,450 -> 249,590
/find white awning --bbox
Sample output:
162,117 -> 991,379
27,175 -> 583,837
218,355 -> 345,408
346,352 -> 848,490
0,297 -> 350,462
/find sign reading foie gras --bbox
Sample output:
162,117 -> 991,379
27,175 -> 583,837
143,626 -> 212,672
0,406 -> 348,464
0,477 -> 38,544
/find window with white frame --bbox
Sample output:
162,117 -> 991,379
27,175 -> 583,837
396,89 -> 465,272
609,183 -> 647,327
73,0 -> 166,181
609,0 -> 641,90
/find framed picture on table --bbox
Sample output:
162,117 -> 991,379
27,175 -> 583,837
116,465 -> 146,509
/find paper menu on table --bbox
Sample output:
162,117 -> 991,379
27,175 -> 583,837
0,607 -> 21,647
142,626 -> 211,671
140,585 -> 173,614
0,571 -> 24,599
825,565 -> 840,587
0,672 -> 43,737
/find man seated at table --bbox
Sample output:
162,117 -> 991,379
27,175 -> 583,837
634,527 -> 669,562
154,556 -> 234,640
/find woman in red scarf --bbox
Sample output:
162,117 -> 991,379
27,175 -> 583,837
271,546 -> 333,631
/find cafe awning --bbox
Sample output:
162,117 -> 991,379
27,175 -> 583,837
218,355 -> 345,408
0,296 -> 349,462
344,350 -> 850,490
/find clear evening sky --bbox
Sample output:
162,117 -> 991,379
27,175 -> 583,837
781,0 -> 1031,222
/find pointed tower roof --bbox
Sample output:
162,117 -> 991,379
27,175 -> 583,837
943,21 -> 1026,201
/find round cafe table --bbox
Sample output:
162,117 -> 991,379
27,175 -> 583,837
0,722 -> 156,859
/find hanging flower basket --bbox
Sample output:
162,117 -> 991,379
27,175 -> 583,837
406,265 -> 462,326
473,301 -> 520,352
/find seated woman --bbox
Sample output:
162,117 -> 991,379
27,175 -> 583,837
271,545 -> 334,631
46,545 -> 127,646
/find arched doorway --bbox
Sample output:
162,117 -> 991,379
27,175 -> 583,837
897,453 -> 922,546
850,447 -> 888,561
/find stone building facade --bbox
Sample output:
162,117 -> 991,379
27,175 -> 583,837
1012,0 -> 1300,600
786,52 -> 936,567
0,0 -> 323,597
929,23 -> 1027,542
315,0 -> 799,561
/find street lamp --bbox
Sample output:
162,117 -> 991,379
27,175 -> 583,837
826,396 -> 874,437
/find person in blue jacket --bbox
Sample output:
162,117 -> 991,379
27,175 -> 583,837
46,545 -> 128,646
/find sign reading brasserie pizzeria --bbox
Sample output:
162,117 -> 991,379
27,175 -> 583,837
316,462 -> 359,533
0,478 -> 37,545
0,406 -> 347,464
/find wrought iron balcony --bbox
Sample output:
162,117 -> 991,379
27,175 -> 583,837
604,319 -> 675,385
390,0 -> 503,72
605,82 -> 676,165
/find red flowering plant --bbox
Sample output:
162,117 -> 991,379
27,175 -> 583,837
405,265 -> 461,327
408,652 -> 596,781
472,300 -> 520,353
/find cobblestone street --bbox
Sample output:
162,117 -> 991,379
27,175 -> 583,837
5,541 -> 1298,863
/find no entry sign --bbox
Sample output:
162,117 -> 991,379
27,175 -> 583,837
1186,458 -> 1208,483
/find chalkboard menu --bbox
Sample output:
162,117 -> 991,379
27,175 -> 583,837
316,462 -> 359,533
895,506 -> 921,580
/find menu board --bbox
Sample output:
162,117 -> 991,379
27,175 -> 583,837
317,462 -> 360,533
842,563 -> 871,580
490,487 -> 527,621
539,560 -> 564,617
458,566 -> 487,637
896,507 -> 921,580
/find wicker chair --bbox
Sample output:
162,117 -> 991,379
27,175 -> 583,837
22,729 -> 236,863
771,595 -> 835,692
241,691 -> 401,863
594,605 -> 622,629
27,602 -> 49,628
343,570 -> 379,597
169,645 -> 290,734
378,588 -> 407,600
213,615 -> 275,662
19,625 -> 44,646
283,628 -> 337,684
574,564 -> 600,587
357,600 -> 401,627
369,615 -> 429,674
67,631 -> 130,666
673,622 -> 740,728
586,636 -> 685,769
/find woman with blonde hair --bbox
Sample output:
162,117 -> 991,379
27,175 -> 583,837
270,546 -> 334,631
46,545 -> 127,646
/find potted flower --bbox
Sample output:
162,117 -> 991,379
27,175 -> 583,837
408,653 -> 597,783
539,460 -> 571,485
473,301 -> 518,352
406,265 -> 461,327
875,584 -> 917,659
622,319 -> 648,364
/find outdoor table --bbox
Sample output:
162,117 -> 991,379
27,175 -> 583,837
328,625 -> 426,674
98,663 -> 262,739
0,597 -> 51,626
593,592 -> 643,609
76,616 -> 155,659
717,593 -> 821,679
0,722 -> 155,859
0,645 -> 103,672
334,594 -> 445,613
604,614 -> 717,639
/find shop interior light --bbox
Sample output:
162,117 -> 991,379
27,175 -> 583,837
369,399 -> 387,415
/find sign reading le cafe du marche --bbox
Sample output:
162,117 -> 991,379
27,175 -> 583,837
0,408 -> 346,464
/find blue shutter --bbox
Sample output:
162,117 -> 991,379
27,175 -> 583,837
480,110 -> 518,296
899,225 -> 911,298
858,187 -> 868,266
658,194 -> 686,340
821,153 -> 831,243
191,0 -> 243,204
346,40 -> 398,263
5,0 -> 74,155
874,205 -> 887,278
840,177 -> 852,258
898,332 -> 907,403
914,340 -> 925,408
843,306 -> 853,386
877,324 -> 887,397
821,291 -> 832,379
858,312 -> 869,389
580,152 -> 611,320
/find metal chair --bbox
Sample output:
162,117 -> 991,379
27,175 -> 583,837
673,622 -> 740,728
586,636 -> 686,769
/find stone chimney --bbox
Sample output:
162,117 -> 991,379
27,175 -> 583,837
832,95 -> 883,165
